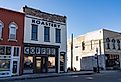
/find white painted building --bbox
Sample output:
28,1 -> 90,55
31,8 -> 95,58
67,29 -> 121,71
23,6 -> 67,74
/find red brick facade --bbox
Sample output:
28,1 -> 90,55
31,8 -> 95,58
0,8 -> 24,75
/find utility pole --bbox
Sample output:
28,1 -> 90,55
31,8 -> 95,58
96,48 -> 100,73
95,40 -> 101,73
71,34 -> 73,71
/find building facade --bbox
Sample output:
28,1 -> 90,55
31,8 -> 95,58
67,29 -> 121,71
22,6 -> 67,74
0,8 -> 24,77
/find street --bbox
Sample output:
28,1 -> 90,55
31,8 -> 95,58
4,71 -> 121,82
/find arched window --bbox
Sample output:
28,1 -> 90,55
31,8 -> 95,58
9,22 -> 18,40
117,39 -> 120,50
0,20 -> 4,39
112,39 -> 115,49
106,38 -> 110,49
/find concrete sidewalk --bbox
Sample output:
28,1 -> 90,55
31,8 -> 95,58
0,71 -> 93,81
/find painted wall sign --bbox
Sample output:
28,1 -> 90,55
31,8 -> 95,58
32,19 -> 60,28
24,47 -> 56,55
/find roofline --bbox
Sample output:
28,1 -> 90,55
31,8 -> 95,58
0,7 -> 25,15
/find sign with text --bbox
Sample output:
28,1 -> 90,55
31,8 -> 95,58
24,47 -> 56,55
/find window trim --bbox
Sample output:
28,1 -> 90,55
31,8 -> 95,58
8,22 -> 18,41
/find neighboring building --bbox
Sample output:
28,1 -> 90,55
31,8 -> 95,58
0,8 -> 24,77
67,29 -> 121,71
22,6 -> 67,74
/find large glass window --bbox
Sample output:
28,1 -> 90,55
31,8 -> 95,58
24,56 -> 33,69
0,46 -> 11,55
48,57 -> 55,68
55,29 -> 61,43
44,27 -> 50,42
9,23 -> 17,40
48,56 -> 56,72
0,21 -> 3,39
31,24 -> 38,40
0,59 -> 10,71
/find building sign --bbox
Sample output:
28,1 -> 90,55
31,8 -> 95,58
24,47 -> 29,54
24,47 -> 56,55
32,19 -> 61,28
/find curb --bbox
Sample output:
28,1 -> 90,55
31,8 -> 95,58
0,72 -> 93,81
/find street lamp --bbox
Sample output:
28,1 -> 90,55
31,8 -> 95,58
95,48 -> 100,73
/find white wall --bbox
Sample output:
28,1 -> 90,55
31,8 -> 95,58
24,15 -> 67,72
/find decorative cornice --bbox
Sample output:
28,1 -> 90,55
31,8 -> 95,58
23,6 -> 66,23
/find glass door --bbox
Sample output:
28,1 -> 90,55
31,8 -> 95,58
35,57 -> 41,73
12,59 -> 19,75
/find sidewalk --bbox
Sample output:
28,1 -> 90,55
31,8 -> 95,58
0,71 -> 93,81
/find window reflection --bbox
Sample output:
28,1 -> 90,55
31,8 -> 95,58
24,56 -> 33,69
0,59 -> 10,71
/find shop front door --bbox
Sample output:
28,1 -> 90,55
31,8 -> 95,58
35,57 -> 42,73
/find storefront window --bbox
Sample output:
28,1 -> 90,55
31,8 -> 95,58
24,56 -> 33,69
48,57 -> 55,68
0,59 -> 10,71
0,46 -> 5,55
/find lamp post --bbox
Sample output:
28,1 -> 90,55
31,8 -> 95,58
95,48 -> 100,73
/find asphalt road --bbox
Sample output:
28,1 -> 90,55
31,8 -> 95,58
4,71 -> 121,82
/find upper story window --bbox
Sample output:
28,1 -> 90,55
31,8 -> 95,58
0,20 -> 4,39
55,28 -> 61,43
82,41 -> 85,50
44,27 -> 50,42
112,39 -> 115,49
9,22 -> 17,40
31,24 -> 38,41
106,38 -> 110,49
117,39 -> 120,50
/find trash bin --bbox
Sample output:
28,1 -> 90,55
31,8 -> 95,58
93,67 -> 97,73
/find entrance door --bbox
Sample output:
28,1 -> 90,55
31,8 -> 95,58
35,57 -> 42,73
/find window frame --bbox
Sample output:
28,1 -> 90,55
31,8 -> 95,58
9,22 -> 18,40
31,24 -> 38,41
106,38 -> 110,49
117,39 -> 120,50
55,28 -> 61,43
44,26 -> 50,42
112,39 -> 116,49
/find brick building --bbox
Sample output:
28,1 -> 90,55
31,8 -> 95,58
0,8 -> 24,77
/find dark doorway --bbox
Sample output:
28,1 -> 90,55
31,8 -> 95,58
35,57 -> 42,73
35,56 -> 47,73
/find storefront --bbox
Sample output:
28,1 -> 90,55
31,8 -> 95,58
105,54 -> 120,70
0,45 -> 20,77
23,43 -> 60,74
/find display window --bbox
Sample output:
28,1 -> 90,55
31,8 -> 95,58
0,59 -> 10,71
